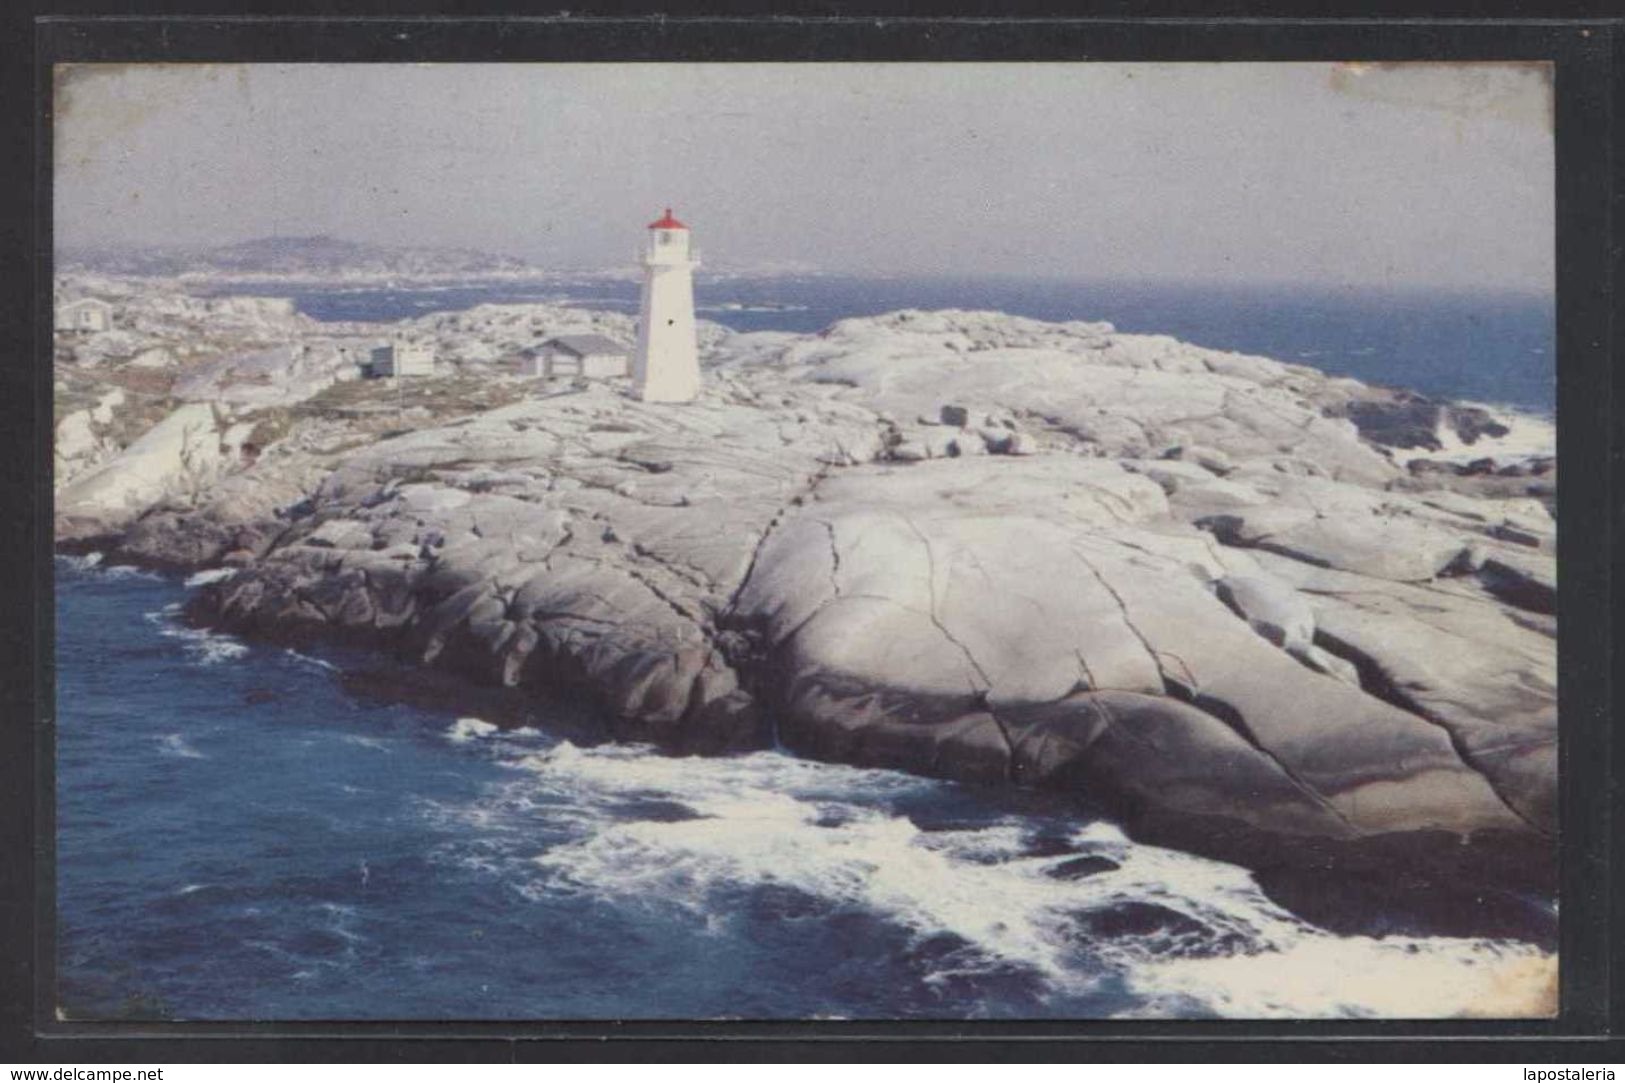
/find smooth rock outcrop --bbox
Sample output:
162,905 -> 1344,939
57,297 -> 1557,909
56,403 -> 244,543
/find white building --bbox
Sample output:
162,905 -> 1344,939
56,297 -> 114,334
632,208 -> 701,403
532,334 -> 630,379
364,340 -> 435,379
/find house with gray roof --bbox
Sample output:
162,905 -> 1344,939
532,334 -> 630,380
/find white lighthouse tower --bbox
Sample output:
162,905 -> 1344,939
632,208 -> 702,403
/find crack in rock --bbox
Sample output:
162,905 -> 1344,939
1310,627 -> 1546,834
1069,541 -> 1353,831
1068,543 -> 1164,682
1073,648 -> 1100,692
896,516 -> 1016,774
721,464 -> 834,621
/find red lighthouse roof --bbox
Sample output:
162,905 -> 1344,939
648,207 -> 688,230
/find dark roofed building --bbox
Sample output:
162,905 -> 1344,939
533,334 -> 631,379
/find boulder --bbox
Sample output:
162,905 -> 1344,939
56,403 -> 234,542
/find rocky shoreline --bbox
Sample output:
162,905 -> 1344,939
56,304 -> 1559,943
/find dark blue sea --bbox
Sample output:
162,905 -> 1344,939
208,274 -> 1555,413
57,277 -> 1557,1021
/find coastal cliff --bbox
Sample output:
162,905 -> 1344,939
55,301 -> 1559,937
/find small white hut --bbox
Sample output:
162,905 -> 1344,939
56,297 -> 114,334
532,334 -> 630,379
365,340 -> 435,379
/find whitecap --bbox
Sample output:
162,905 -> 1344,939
57,552 -> 104,572
157,733 -> 206,759
168,628 -> 249,665
146,598 -> 247,656
189,636 -> 248,665
151,615 -> 249,665
143,603 -> 184,625
1407,400 -> 1556,468
184,567 -> 239,588
100,563 -> 161,581
319,901 -> 366,944
283,648 -> 338,672
445,717 -> 499,743
337,734 -> 392,753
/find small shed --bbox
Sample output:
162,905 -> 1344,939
533,334 -> 630,379
364,340 -> 435,379
56,297 -> 114,334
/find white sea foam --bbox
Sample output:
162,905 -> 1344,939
99,563 -> 161,581
143,604 -> 183,625
1121,931 -> 1554,1020
432,741 -> 1555,1020
338,734 -> 393,753
143,605 -> 250,664
184,567 -> 239,588
159,625 -> 249,665
1407,401 -> 1556,468
446,717 -> 499,743
319,902 -> 366,945
158,733 -> 206,759
283,648 -> 338,672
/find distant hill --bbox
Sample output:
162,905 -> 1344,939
58,235 -> 539,279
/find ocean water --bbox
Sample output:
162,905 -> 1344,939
56,556 -> 1553,1021
208,274 -> 1556,412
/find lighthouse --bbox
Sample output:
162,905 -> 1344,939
632,208 -> 701,403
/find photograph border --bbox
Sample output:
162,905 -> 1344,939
5,7 -> 1619,1061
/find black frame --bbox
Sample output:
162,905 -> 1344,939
3,8 -> 1620,1062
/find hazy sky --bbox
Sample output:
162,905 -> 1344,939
55,62 -> 1553,291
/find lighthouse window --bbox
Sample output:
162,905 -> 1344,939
658,231 -> 672,246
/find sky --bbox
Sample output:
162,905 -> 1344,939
54,62 -> 1553,292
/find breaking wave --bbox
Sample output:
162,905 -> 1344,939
99,563 -> 160,581
445,717 -> 500,743
55,552 -> 163,582
143,603 -> 249,665
162,625 -> 249,666
424,741 -> 1555,1020
1413,401 -> 1556,467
